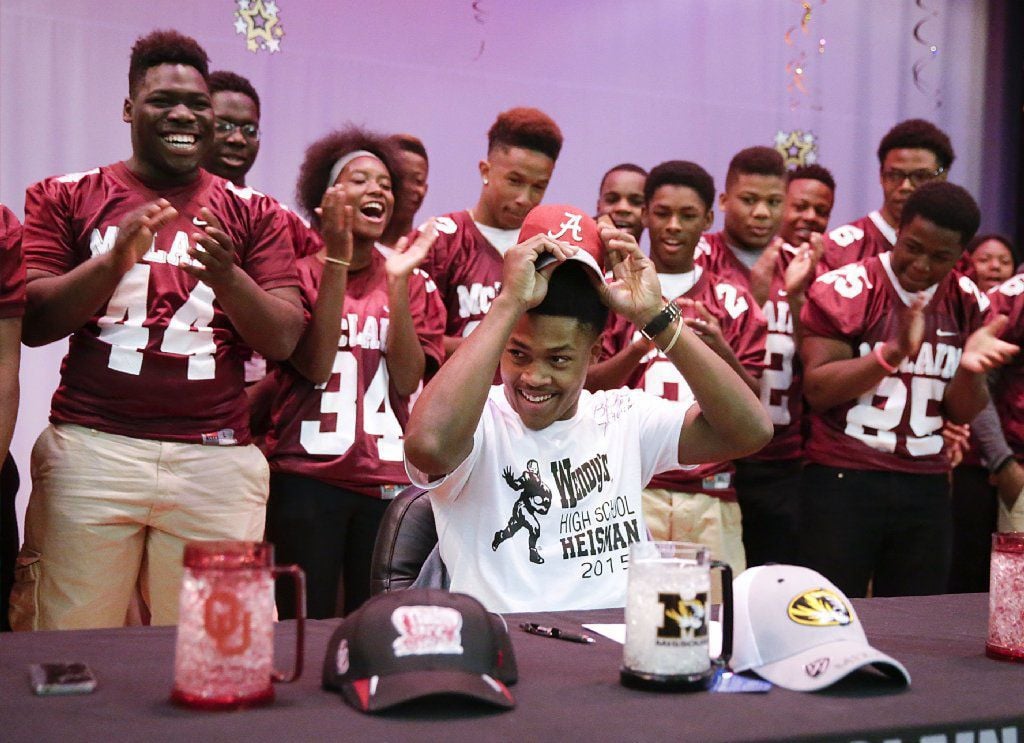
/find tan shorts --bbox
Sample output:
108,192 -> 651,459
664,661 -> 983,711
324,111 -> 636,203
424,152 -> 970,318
642,488 -> 746,574
10,423 -> 269,631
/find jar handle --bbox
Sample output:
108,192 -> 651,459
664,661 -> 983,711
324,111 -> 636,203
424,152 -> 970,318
270,564 -> 305,683
710,560 -> 733,665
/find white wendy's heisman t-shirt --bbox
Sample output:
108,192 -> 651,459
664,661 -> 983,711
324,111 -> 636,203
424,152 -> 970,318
406,386 -> 694,613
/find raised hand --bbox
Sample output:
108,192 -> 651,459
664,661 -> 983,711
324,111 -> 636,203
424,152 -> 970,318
680,299 -> 729,359
891,291 -> 928,359
110,199 -> 177,274
500,233 -> 576,309
961,314 -> 1019,373
749,236 -> 783,306
941,421 -> 971,468
316,186 -> 353,264
598,224 -> 662,327
784,234 -> 824,297
386,219 -> 438,280
183,207 -> 239,289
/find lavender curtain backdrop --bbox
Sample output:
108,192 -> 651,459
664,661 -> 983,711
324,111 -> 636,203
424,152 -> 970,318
0,0 -> 1014,535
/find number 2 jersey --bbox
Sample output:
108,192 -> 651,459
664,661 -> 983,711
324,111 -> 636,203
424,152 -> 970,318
694,231 -> 803,461
800,252 -> 989,473
23,163 -> 299,444
265,249 -> 445,495
600,266 -> 766,500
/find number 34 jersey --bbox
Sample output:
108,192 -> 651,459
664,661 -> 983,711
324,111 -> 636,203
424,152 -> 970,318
800,252 -> 989,474
23,163 -> 299,444
265,250 -> 445,496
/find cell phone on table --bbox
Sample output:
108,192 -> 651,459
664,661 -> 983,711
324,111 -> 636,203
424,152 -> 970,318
28,662 -> 98,695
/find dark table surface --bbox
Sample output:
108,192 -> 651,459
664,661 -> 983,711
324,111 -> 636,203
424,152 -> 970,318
2,593 -> 1022,742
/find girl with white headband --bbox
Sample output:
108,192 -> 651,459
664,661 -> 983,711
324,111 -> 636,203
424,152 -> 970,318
261,125 -> 444,618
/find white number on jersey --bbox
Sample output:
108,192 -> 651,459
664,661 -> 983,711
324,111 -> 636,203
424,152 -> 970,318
715,282 -> 749,319
843,367 -> 945,456
299,351 -> 404,460
819,263 -> 874,300
97,265 -> 217,378
827,224 -> 864,249
760,333 -> 795,425
643,357 -> 694,403
997,275 -> 1024,298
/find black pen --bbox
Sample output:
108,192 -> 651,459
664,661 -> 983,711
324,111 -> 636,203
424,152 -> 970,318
519,622 -> 595,644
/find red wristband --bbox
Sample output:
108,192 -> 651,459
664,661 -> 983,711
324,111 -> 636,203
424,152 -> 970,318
873,344 -> 899,374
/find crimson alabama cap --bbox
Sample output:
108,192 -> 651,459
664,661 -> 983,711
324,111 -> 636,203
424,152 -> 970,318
518,203 -> 606,282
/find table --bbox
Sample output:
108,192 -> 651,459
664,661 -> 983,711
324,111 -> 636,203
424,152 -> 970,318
2,593 -> 1022,742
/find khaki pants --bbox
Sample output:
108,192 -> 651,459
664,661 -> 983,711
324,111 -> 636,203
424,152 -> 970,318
642,488 -> 746,574
10,424 -> 269,630
997,486 -> 1024,533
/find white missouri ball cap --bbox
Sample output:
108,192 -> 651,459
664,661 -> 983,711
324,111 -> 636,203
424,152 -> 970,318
731,564 -> 911,691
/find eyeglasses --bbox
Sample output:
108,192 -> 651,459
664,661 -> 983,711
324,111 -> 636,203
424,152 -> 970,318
881,167 -> 945,187
214,120 -> 261,141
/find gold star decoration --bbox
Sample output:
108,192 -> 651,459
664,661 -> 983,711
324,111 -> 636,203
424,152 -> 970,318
235,0 -> 285,54
774,130 -> 818,168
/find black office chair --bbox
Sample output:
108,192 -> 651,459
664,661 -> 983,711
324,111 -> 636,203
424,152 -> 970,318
369,486 -> 440,595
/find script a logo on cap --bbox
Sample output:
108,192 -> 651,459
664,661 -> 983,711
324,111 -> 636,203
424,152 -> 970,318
391,605 -> 465,657
787,588 -> 851,627
546,212 -> 584,244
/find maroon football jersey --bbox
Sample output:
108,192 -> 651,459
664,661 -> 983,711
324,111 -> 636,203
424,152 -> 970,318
280,202 -> 323,258
601,268 -> 766,499
819,212 -> 896,272
750,242 -> 806,461
800,253 -> 990,473
695,232 -> 803,461
240,202 -> 323,383
266,249 -> 445,496
420,210 -> 504,340
989,275 -> 1024,457
22,163 -> 299,444
0,205 -> 25,319
694,231 -> 750,287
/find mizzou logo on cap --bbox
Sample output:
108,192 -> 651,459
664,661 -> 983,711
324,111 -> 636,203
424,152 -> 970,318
787,588 -> 851,627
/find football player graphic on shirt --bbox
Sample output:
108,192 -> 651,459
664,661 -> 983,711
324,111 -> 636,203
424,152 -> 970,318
493,460 -> 553,564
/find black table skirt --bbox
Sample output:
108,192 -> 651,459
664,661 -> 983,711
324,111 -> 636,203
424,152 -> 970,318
2,593 -> 1022,742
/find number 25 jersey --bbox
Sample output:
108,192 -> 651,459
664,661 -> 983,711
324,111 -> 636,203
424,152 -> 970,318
800,252 -> 989,473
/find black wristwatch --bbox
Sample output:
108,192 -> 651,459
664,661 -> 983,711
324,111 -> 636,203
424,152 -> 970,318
640,302 -> 681,340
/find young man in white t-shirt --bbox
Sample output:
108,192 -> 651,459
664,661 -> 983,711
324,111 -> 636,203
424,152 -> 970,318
404,204 -> 772,613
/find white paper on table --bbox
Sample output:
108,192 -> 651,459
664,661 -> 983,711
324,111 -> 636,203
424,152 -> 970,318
583,621 -> 723,656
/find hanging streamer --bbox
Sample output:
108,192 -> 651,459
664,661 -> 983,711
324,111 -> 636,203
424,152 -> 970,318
472,0 -> 487,60
784,1 -> 826,110
911,0 -> 942,108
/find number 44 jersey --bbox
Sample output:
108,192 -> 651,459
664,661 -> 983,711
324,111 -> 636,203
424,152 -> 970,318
265,249 -> 445,496
800,252 -> 989,473
23,163 -> 300,444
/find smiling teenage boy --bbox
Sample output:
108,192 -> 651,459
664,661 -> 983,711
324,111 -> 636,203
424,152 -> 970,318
11,30 -> 303,630
589,161 -> 766,573
420,107 -> 562,359
819,119 -> 953,272
798,181 -> 1018,598
404,204 -> 772,613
